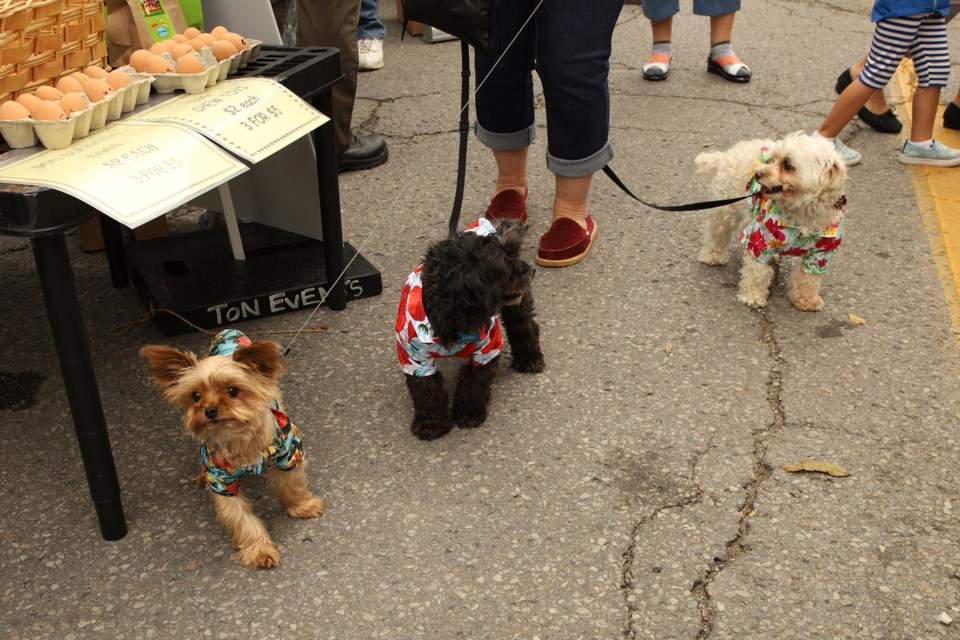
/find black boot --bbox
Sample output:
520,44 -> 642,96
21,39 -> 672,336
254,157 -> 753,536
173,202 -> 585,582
337,133 -> 388,173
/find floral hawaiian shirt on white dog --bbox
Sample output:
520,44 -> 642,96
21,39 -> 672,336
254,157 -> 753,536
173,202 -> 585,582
396,218 -> 504,377
739,144 -> 845,276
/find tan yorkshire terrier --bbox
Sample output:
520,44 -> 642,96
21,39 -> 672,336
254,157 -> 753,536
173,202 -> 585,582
140,329 -> 325,569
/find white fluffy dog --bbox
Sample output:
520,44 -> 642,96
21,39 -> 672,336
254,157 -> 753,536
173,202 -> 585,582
696,132 -> 847,311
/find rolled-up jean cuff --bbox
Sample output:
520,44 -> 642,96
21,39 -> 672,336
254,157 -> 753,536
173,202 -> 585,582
474,121 -> 536,151
546,141 -> 614,178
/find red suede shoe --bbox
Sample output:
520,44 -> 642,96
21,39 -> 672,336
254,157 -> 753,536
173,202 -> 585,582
536,216 -> 597,267
485,189 -> 527,224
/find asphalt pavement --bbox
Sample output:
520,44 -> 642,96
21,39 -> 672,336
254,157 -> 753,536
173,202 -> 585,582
2,1 -> 959,638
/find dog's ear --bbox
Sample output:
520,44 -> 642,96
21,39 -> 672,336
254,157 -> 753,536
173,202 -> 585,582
822,152 -> 847,195
494,218 -> 526,256
139,345 -> 198,386
233,340 -> 287,381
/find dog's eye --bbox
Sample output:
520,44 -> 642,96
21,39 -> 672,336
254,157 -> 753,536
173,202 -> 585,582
782,159 -> 794,171
191,391 -> 201,403
227,387 -> 239,398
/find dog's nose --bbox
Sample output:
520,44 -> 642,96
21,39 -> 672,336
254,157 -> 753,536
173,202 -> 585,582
204,406 -> 219,419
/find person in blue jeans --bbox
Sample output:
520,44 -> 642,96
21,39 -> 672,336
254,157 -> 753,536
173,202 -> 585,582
640,0 -> 751,83
358,0 -> 385,71
475,0 -> 623,268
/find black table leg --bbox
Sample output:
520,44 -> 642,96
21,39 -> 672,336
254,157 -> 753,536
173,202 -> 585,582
313,88 -> 347,311
100,214 -> 129,289
31,233 -> 127,541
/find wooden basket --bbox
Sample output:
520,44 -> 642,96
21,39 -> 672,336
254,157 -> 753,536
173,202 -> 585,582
0,0 -> 107,96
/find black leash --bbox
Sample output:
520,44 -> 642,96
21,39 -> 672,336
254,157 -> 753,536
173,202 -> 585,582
602,164 -> 752,212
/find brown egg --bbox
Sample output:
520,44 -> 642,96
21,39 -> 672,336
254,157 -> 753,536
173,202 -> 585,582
145,54 -> 175,74
106,69 -> 132,89
84,66 -> 109,80
33,100 -> 67,121
15,93 -> 43,114
223,32 -> 248,51
197,33 -> 215,45
183,27 -> 201,39
68,72 -> 91,83
212,39 -> 238,61
56,76 -> 85,94
187,37 -> 207,52
176,55 -> 206,74
35,86 -> 64,101
59,92 -> 88,116
171,33 -> 189,43
170,42 -> 195,59
129,49 -> 152,72
83,78 -> 114,102
210,25 -> 229,38
0,100 -> 31,120
149,40 -> 173,55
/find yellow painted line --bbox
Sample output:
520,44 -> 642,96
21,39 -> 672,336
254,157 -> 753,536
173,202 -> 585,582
890,62 -> 960,338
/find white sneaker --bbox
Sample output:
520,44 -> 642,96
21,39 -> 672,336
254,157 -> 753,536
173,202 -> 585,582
358,38 -> 384,71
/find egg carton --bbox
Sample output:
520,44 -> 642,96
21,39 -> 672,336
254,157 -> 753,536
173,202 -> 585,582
146,40 -> 262,96
0,74 -> 154,150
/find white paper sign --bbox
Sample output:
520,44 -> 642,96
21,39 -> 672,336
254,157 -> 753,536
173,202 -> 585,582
135,78 -> 329,163
0,121 -> 247,228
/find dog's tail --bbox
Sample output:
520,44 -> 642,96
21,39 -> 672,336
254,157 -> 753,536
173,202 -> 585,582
694,150 -> 724,177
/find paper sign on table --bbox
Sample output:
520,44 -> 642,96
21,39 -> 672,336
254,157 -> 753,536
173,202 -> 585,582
134,78 -> 329,163
0,121 -> 247,229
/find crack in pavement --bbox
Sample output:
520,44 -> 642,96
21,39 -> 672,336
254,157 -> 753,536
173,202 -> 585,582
620,445 -> 710,640
690,307 -> 785,639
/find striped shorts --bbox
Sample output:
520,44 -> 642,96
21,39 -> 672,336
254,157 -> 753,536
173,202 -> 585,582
860,12 -> 950,89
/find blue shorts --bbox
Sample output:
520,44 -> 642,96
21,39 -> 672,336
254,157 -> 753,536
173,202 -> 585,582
642,0 -> 742,21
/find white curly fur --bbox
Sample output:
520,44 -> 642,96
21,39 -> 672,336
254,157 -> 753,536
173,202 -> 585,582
696,132 -> 847,311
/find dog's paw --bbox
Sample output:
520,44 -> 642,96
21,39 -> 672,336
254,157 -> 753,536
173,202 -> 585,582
287,496 -> 325,519
510,353 -> 545,373
452,408 -> 487,429
737,292 -> 768,309
698,248 -> 729,266
791,294 -> 824,312
412,417 -> 453,441
237,541 -> 281,569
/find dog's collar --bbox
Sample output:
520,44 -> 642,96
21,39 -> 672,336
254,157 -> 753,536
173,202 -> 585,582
465,218 -> 497,238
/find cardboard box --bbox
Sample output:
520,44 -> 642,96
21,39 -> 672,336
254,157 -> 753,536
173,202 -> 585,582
78,215 -> 169,252
396,0 -> 423,36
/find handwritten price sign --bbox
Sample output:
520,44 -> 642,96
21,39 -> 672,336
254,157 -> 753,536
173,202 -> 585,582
135,78 -> 329,163
0,122 -> 247,228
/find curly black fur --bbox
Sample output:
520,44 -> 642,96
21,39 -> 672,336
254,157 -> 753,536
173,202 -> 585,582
405,219 -> 545,440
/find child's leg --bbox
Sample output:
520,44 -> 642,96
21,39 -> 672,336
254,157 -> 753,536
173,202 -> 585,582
904,14 -> 950,142
817,80 -> 876,138
910,87 -> 942,142
818,17 -> 912,138
849,56 -> 890,116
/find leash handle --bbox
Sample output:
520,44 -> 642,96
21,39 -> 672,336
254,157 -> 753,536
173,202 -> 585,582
602,165 -> 752,212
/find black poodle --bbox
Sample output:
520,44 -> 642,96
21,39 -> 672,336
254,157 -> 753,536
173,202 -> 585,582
396,218 -> 545,440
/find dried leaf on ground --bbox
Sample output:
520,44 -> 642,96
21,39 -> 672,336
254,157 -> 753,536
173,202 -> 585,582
780,460 -> 850,477
848,313 -> 867,325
